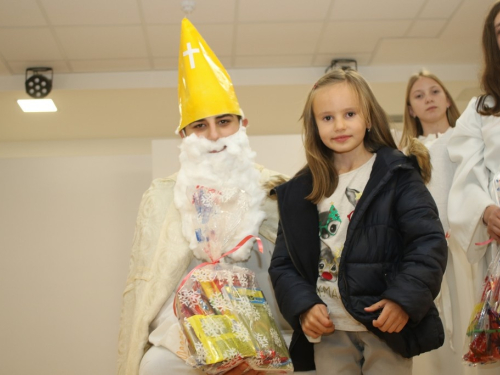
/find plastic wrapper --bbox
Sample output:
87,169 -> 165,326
174,185 -> 293,374
463,251 -> 500,365
463,174 -> 500,365
175,263 -> 293,374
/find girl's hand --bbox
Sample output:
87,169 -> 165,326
483,205 -> 500,243
300,304 -> 335,338
364,299 -> 409,333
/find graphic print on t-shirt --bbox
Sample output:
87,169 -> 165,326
318,241 -> 342,283
318,186 -> 361,282
316,154 -> 375,332
319,204 -> 341,239
345,187 -> 361,221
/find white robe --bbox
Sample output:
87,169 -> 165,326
116,165 -> 290,375
448,97 -> 500,284
446,97 -> 500,373
412,129 -> 480,375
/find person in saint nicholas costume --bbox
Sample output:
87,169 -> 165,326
115,18 -> 301,375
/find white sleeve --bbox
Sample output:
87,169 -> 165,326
447,98 -> 496,263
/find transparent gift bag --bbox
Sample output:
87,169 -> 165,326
174,185 -> 293,374
463,250 -> 500,365
463,174 -> 500,365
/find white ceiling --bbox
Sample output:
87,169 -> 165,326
0,0 -> 496,143
0,0 -> 494,74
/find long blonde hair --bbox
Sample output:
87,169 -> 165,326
400,70 -> 460,150
300,69 -> 396,204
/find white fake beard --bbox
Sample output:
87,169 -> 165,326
174,126 -> 266,262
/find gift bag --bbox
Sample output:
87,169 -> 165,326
174,185 -> 293,374
463,250 -> 500,365
463,174 -> 500,365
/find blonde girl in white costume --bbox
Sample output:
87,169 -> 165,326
400,70 -> 482,375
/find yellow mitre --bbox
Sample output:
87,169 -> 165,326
177,18 -> 243,133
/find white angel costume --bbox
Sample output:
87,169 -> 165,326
446,96 -> 500,373
411,128 -> 480,375
448,97 -> 500,286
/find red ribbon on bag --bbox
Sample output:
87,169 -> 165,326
475,238 -> 493,246
173,235 -> 263,316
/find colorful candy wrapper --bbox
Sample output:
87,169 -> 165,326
463,174 -> 500,365
176,263 -> 293,374
175,185 -> 293,374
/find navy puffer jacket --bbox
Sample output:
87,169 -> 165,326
269,147 -> 447,372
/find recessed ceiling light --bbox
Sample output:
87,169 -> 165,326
17,99 -> 57,113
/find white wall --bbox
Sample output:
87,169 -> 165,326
0,154 -> 152,375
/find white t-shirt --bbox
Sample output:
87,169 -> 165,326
316,154 -> 376,331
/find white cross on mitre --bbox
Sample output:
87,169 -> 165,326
183,42 -> 200,69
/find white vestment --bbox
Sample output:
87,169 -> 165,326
412,129 -> 483,375
448,97 -> 500,285
446,97 -> 500,373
